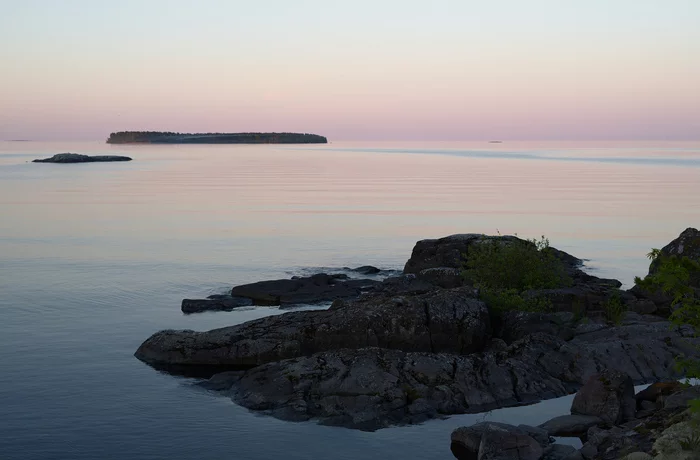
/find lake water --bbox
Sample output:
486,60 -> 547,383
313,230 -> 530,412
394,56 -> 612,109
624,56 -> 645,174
1,140 -> 699,459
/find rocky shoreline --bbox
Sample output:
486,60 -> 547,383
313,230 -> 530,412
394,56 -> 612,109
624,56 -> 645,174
135,229 -> 700,458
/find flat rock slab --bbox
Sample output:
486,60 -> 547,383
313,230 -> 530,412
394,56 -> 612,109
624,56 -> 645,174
136,287 -> 491,370
539,415 -> 604,437
230,273 -> 380,306
181,296 -> 253,314
33,153 -> 132,163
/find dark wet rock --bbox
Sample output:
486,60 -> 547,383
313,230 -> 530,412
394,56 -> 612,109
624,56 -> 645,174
403,233 -> 486,274
404,233 -> 583,276
539,415 -> 604,437
181,296 -> 253,314
229,273 -> 380,306
498,311 -> 576,344
403,234 -> 623,316
625,298 -> 658,315
578,441 -> 597,459
631,228 -> 700,313
450,422 -> 548,460
416,267 -> 464,289
140,305 -> 698,429
197,371 -> 243,391
571,370 -> 636,424
478,430 -> 543,460
351,265 -> 382,275
650,227 -> 700,276
542,444 -> 578,460
369,274 -> 437,296
217,320 -> 698,429
638,399 -> 657,411
523,285 -> 621,315
135,287 -> 490,371
33,153 -> 132,163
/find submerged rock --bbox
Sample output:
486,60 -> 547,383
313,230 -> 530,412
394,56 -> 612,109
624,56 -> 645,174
229,273 -> 379,306
181,296 -> 253,314
33,153 -> 132,163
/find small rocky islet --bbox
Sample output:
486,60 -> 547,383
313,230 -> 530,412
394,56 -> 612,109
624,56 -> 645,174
33,153 -> 132,163
135,228 -> 700,459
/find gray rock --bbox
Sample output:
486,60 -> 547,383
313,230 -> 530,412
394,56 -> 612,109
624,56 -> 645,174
562,452 -> 584,460
578,442 -> 597,459
197,371 -> 244,390
403,234 -> 582,275
451,422 -> 550,455
571,370 -> 636,424
371,274 -> 436,296
620,453 -> 653,460
542,444 -> 577,460
478,430 -> 543,460
230,273 -> 380,306
136,287 -> 491,370
33,153 -> 132,163
351,265 -> 382,275
652,421 -> 696,460
539,415 -> 604,437
137,306 -> 699,429
417,267 -> 464,288
663,386 -> 700,410
639,400 -> 656,411
632,228 -> 700,313
181,296 -> 253,314
451,422 -> 547,460
499,310 -> 576,343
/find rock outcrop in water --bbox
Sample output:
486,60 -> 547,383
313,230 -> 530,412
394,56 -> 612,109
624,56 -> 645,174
33,153 -> 132,163
135,230 -> 700,431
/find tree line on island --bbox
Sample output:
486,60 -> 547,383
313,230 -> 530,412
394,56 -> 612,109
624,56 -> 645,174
106,131 -> 328,144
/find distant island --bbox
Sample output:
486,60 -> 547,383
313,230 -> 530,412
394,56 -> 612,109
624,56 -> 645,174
106,131 -> 328,144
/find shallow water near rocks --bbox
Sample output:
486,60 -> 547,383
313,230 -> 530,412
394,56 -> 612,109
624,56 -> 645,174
1,140 -> 699,459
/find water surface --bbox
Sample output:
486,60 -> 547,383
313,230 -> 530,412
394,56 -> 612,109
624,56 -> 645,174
1,140 -> 698,459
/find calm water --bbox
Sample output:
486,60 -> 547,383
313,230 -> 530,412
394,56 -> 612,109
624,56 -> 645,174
1,140 -> 699,459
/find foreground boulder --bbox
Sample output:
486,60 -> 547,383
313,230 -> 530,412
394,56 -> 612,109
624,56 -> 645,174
136,287 -> 491,371
33,153 -> 132,163
538,414 -> 604,437
571,370 -> 636,424
451,422 -> 549,460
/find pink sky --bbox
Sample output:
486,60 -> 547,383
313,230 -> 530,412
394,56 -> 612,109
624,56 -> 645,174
1,1 -> 699,141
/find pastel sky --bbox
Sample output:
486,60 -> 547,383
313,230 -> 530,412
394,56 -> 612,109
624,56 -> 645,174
1,0 -> 699,141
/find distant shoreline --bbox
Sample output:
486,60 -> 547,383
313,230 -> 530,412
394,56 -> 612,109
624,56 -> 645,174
106,131 -> 328,144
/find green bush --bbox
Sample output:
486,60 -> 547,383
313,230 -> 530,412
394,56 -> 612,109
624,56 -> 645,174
636,249 -> 700,413
602,291 -> 626,325
464,235 -> 572,313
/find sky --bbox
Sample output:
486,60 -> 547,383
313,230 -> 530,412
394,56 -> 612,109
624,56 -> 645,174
1,0 -> 699,141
